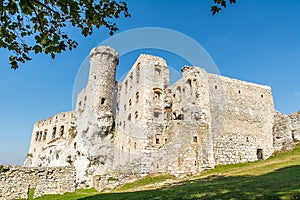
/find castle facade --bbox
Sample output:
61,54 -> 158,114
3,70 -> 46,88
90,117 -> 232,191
24,46 -> 300,188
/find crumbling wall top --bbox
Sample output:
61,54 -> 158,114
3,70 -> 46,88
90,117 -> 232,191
209,73 -> 271,91
89,46 -> 119,62
133,54 -> 167,67
34,111 -> 74,128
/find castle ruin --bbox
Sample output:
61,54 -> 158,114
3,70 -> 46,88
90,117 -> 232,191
24,46 -> 300,189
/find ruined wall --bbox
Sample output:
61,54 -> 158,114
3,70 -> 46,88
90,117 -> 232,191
24,111 -> 75,167
273,111 -> 294,151
163,66 -> 215,175
273,111 -> 300,151
0,166 -> 75,200
114,54 -> 170,174
289,111 -> 300,141
208,74 -> 275,164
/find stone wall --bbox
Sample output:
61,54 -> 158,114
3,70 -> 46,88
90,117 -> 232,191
208,74 -> 275,164
24,111 -> 75,167
0,166 -> 75,200
289,111 -> 300,141
93,173 -> 139,191
273,111 -> 300,151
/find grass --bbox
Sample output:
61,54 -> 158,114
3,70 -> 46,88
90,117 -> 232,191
34,143 -> 300,200
116,174 -> 176,191
28,188 -> 35,200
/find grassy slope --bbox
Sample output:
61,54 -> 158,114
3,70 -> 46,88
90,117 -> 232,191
35,144 -> 300,200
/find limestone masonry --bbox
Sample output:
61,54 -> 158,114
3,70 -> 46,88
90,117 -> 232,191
0,166 -> 75,200
23,46 -> 300,191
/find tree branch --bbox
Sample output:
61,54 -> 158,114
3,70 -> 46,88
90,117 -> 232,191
30,0 -> 57,14
26,0 -> 45,33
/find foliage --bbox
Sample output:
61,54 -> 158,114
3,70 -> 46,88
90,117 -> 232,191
34,144 -> 299,199
211,0 -> 236,15
0,165 -> 3,173
0,0 -> 130,69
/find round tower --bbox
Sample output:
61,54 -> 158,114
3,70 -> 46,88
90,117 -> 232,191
88,46 -> 119,115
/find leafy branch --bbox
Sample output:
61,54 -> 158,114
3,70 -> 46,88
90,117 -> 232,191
0,0 -> 130,69
211,0 -> 236,15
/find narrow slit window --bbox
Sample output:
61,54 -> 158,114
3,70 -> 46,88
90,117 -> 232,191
193,136 -> 198,142
60,125 -> 64,136
156,138 -> 160,144
52,127 -> 57,139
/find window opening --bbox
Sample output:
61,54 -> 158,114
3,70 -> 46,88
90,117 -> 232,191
60,125 -> 64,136
193,136 -> 198,142
156,138 -> 160,144
257,149 -> 263,160
52,127 -> 56,139
128,113 -> 131,121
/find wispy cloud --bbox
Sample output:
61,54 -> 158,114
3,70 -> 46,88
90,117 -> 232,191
294,91 -> 300,97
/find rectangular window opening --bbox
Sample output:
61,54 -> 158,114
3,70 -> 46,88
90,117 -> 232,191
257,149 -> 263,160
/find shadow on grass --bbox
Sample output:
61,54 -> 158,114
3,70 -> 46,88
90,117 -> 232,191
79,165 -> 300,200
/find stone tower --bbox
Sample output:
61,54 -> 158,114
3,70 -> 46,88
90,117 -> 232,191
88,46 -> 119,115
74,46 -> 119,185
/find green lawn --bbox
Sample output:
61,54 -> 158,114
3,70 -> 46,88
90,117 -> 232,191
35,144 -> 300,200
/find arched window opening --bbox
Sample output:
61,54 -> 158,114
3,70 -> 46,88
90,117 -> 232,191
135,92 -> 139,103
35,132 -> 39,141
136,65 -> 140,84
101,98 -> 106,105
129,99 -> 132,106
154,65 -> 161,75
135,111 -> 138,119
153,88 -> 162,101
39,131 -> 42,141
154,108 -> 162,118
128,113 -> 132,121
186,79 -> 192,95
60,125 -> 64,136
52,127 -> 57,139
124,80 -> 128,93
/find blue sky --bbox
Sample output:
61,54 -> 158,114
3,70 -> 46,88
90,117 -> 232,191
1,0 -> 300,165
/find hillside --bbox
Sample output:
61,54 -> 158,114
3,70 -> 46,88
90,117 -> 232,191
34,143 -> 300,200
